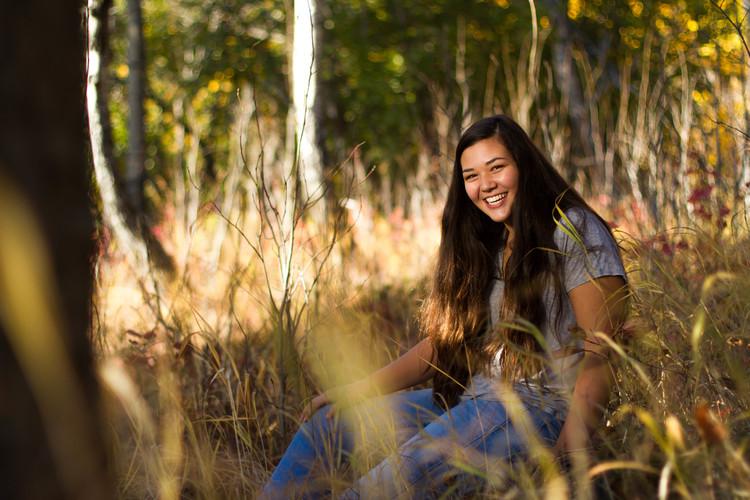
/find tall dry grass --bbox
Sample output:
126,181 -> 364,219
92,187 -> 750,498
89,3 -> 750,497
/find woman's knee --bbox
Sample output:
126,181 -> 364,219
300,404 -> 338,446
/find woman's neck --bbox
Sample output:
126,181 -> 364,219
502,228 -> 513,271
504,225 -> 514,247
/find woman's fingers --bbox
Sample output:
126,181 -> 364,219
301,393 -> 330,422
300,404 -> 311,422
300,383 -> 361,422
300,398 -> 317,421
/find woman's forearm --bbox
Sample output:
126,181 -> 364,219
556,346 -> 612,454
356,337 -> 436,396
559,276 -> 627,453
315,339 -> 435,417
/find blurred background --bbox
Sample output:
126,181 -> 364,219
94,0 -> 750,231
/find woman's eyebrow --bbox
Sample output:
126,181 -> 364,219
462,156 -> 508,171
485,156 -> 508,164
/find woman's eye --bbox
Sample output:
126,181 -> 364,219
464,174 -> 476,181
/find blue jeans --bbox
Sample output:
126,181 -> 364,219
261,389 -> 564,499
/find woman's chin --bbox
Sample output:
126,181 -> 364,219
484,210 -> 510,224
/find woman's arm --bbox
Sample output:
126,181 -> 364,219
360,337 -> 437,395
554,275 -> 628,455
303,337 -> 436,420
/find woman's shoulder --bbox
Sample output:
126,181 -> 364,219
551,206 -> 626,290
552,206 -> 613,249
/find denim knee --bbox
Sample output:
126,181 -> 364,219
303,404 -> 337,449
261,405 -> 341,498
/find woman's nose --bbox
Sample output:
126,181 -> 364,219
480,173 -> 496,191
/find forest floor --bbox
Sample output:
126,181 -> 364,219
93,200 -> 750,499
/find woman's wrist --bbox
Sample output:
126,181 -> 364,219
350,377 -> 376,398
326,379 -> 372,405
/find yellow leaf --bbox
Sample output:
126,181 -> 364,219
116,64 -> 129,79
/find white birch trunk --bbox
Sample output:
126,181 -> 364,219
180,103 -> 203,272
482,55 -> 498,118
742,26 -> 750,214
86,0 -> 150,281
277,0 -> 324,294
501,0 -> 544,133
617,39 -> 661,222
430,84 -> 456,178
671,53 -> 695,221
456,16 -> 472,131
207,82 -> 255,273
172,97 -> 186,268
292,0 -> 323,202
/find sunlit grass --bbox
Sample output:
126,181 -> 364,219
92,197 -> 750,498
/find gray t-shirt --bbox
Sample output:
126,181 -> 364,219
462,207 -> 627,412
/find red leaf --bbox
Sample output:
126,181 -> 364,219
688,186 -> 713,203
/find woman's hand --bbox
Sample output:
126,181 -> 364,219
298,340 -> 436,423
300,380 -> 371,422
301,391 -> 333,422
553,406 -> 592,452
552,417 -> 592,468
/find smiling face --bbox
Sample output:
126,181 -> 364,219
460,136 -> 519,226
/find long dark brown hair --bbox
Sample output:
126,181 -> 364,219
421,115 -> 611,409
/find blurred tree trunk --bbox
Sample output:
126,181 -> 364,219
670,53 -> 695,222
291,0 -> 324,206
273,0 -> 326,439
87,0 -> 152,283
126,0 -> 146,216
310,0 -> 339,204
541,0 -> 595,181
456,15 -> 472,132
394,2 -> 440,211
88,0 -> 116,171
0,1 -> 113,498
741,0 -> 750,214
173,96 -> 205,275
501,1 -> 543,136
207,81 -> 255,274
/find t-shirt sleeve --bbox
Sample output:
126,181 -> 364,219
553,208 -> 627,293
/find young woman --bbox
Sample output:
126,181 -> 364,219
262,115 -> 628,498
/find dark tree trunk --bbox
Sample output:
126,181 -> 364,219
541,0 -> 595,178
126,0 -> 146,215
0,2 -> 113,499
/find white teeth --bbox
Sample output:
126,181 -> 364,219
485,193 -> 507,204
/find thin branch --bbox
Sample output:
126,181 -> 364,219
710,0 -> 750,61
711,117 -> 750,141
